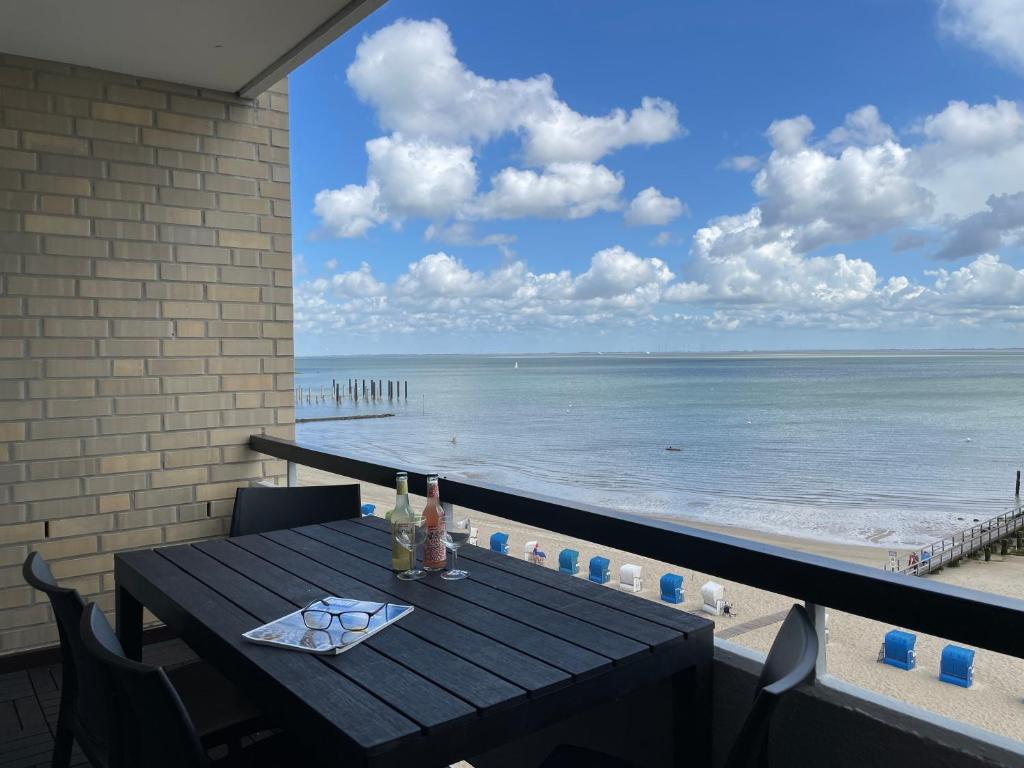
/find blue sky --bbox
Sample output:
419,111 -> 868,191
289,0 -> 1024,354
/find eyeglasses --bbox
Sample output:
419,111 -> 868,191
301,598 -> 385,632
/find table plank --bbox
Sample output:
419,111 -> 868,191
349,518 -> 710,636
270,528 -> 612,679
332,518 -> 685,649
116,549 -> 420,757
158,545 -> 477,732
194,537 -> 528,714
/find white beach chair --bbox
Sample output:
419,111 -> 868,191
469,527 -> 478,546
701,581 -> 725,616
618,564 -> 643,593
524,541 -> 547,566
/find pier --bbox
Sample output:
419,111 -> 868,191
894,503 -> 1024,576
295,378 -> 408,406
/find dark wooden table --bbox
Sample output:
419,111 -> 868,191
114,516 -> 714,768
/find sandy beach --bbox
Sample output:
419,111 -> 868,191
299,467 -> 1024,743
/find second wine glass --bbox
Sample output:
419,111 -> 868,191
442,517 -> 471,580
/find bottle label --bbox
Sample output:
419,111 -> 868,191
421,505 -> 446,565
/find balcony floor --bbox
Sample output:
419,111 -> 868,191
0,639 -> 197,768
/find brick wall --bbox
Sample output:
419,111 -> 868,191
0,55 -> 295,654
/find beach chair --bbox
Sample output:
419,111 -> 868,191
618,564 -> 642,592
490,532 -> 509,554
939,644 -> 975,687
469,526 -> 479,546
360,503 -> 375,517
701,581 -> 725,616
660,573 -> 684,604
588,556 -> 611,584
524,541 -> 547,566
558,549 -> 580,576
878,629 -> 916,670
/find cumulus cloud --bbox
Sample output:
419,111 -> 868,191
939,0 -> 1024,74
753,110 -> 933,250
623,187 -> 686,226
471,162 -> 624,220
314,18 -> 682,237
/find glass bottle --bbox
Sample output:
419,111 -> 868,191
422,475 -> 447,571
390,472 -> 414,573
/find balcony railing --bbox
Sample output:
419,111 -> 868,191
249,434 -> 1024,664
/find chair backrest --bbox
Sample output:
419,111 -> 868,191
79,604 -> 210,768
229,484 -> 361,537
724,604 -> 818,768
22,552 -> 111,764
490,532 -> 509,553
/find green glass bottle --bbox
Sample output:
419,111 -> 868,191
390,472 -> 414,573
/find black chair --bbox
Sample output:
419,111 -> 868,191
541,604 -> 818,768
723,603 -> 818,768
22,552 -> 263,768
79,604 -> 306,768
229,484 -> 361,537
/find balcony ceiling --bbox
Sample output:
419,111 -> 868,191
0,0 -> 385,97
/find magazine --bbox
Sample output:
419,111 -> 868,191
242,597 -> 413,655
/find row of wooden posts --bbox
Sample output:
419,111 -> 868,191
295,378 -> 408,405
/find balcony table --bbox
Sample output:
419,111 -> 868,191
114,516 -> 714,768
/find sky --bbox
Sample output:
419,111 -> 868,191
289,0 -> 1024,355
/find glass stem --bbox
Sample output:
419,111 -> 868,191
448,546 -> 457,572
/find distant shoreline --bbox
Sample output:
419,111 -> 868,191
295,347 -> 1024,359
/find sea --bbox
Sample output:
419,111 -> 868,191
294,351 -> 1024,547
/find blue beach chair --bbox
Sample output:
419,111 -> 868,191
490,532 -> 509,554
360,503 -> 376,517
558,549 -> 580,576
879,630 -> 917,670
660,573 -> 684,604
588,556 -> 610,584
939,645 -> 975,687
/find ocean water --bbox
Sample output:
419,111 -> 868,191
294,351 -> 1024,547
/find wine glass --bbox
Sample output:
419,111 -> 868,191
395,516 -> 427,581
441,517 -> 471,580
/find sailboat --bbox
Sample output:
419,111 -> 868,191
514,361 -> 518,369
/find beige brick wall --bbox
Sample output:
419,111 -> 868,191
0,55 -> 294,654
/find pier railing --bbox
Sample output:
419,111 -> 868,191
895,506 -> 1024,576
249,434 -> 1024,664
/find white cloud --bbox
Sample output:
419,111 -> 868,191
366,136 -> 477,219
471,162 -> 624,220
914,99 -> 1024,217
313,182 -> 385,238
929,253 -> 1024,304
623,187 -> 685,226
524,97 -> 681,165
825,105 -> 895,147
752,109 -> 933,250
346,18 -> 681,160
314,18 -> 682,237
720,155 -> 761,172
324,258 -> 338,271
939,0 -> 1024,74
330,262 -> 387,297
666,208 -> 879,307
570,246 -> 674,299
